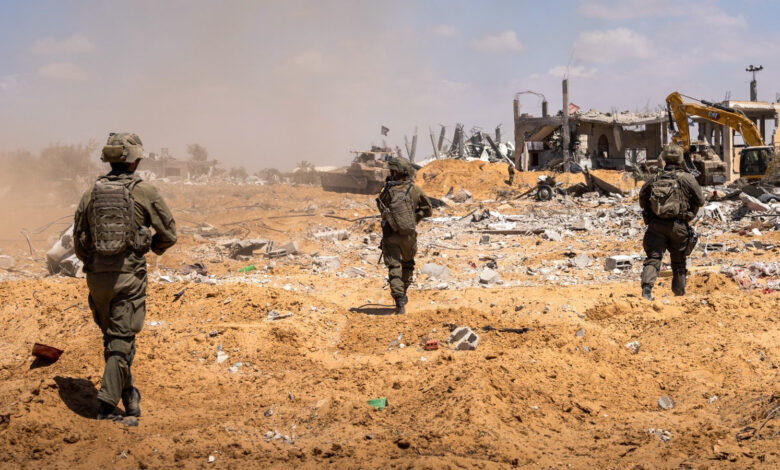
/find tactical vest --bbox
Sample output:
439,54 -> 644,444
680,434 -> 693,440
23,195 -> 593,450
377,181 -> 417,236
88,176 -> 141,256
649,170 -> 687,219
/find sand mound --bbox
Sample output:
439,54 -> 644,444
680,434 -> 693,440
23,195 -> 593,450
416,159 -> 638,199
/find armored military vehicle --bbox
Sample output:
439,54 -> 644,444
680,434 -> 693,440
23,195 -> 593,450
320,148 -> 392,194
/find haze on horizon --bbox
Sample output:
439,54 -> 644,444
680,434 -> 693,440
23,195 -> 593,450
1,0 -> 779,171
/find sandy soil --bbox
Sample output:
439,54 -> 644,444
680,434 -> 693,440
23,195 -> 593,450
0,163 -> 778,468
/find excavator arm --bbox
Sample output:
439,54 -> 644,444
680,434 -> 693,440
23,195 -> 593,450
666,91 -> 765,149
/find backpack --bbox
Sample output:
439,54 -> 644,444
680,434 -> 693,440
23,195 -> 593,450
649,171 -> 686,219
88,176 -> 141,256
377,181 -> 417,236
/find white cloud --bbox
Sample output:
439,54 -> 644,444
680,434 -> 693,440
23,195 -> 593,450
37,63 -> 88,81
469,30 -> 524,53
698,9 -> 747,29
548,65 -> 597,78
432,24 -> 457,37
574,28 -> 654,64
30,34 -> 95,55
578,0 -> 679,20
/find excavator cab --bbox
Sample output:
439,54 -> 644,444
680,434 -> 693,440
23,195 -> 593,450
739,146 -> 774,180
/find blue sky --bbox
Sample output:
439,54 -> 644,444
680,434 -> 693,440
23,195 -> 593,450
1,0 -> 779,169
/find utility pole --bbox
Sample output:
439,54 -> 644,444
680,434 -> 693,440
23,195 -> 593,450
562,79 -> 571,172
746,64 -> 763,101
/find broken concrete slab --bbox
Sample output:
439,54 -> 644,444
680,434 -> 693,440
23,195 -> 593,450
572,252 -> 591,269
448,327 -> 479,351
478,267 -> 501,285
543,229 -> 562,242
604,255 -> 632,271
313,255 -> 341,271
266,241 -> 299,258
739,193 -> 770,212
450,189 -> 473,203
420,263 -> 451,281
313,229 -> 349,242
221,238 -> 270,259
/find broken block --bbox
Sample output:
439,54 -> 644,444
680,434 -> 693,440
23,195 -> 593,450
266,241 -> 299,258
739,193 -> 770,212
604,255 -> 632,271
313,255 -> 340,271
448,327 -> 479,351
478,267 -> 501,285
420,263 -> 450,281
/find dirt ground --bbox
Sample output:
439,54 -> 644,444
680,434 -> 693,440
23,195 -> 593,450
0,162 -> 778,468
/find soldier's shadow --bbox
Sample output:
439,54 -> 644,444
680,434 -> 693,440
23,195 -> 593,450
54,376 -> 99,419
349,303 -> 397,316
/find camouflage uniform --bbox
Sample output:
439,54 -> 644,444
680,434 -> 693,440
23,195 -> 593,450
73,134 -> 176,415
378,158 -> 432,313
638,146 -> 704,298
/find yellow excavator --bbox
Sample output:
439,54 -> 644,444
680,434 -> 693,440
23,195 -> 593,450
666,91 -> 778,185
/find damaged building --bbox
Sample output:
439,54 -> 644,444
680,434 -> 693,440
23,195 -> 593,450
513,82 -> 667,171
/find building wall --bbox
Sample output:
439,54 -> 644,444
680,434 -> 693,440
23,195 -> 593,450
582,122 -> 662,169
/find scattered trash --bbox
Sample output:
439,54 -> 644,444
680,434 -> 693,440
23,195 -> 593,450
31,343 -> 64,362
216,351 -> 229,364
208,455 -> 216,463
238,265 -> 256,273
367,397 -> 388,410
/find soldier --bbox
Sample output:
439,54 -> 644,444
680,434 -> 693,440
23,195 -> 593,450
377,157 -> 433,314
73,133 -> 177,421
638,143 -> 704,300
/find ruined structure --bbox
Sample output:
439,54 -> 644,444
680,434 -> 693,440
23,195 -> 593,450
513,81 -> 667,171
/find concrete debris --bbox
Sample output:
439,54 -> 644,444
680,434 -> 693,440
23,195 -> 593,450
45,225 -> 84,277
625,341 -> 640,354
450,188 -> 473,203
448,327 -> 479,351
420,263 -> 451,281
542,229 -> 562,242
648,428 -> 672,442
478,267 -> 501,285
657,396 -> 674,410
702,203 -> 724,221
266,310 -> 294,321
572,253 -> 591,269
313,256 -> 341,271
574,329 -> 585,338
266,241 -> 299,258
739,193 -> 770,212
313,229 -> 350,242
604,255 -> 632,271
0,255 -> 16,271
479,234 -> 491,245
221,238 -> 270,259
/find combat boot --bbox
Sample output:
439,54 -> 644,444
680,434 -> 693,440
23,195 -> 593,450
641,284 -> 654,301
394,296 -> 406,315
672,270 -> 686,296
97,400 -> 120,420
122,387 -> 142,417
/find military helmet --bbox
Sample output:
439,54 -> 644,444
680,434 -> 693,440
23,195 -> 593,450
659,143 -> 683,164
387,156 -> 412,176
101,132 -> 145,163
